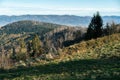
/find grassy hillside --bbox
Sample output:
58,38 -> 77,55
0,33 -> 120,80
62,33 -> 120,60
0,59 -> 119,80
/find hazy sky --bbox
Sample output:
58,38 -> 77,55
0,0 -> 120,16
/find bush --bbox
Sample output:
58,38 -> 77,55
16,52 -> 27,61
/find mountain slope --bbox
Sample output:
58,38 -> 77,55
62,33 -> 120,60
0,33 -> 120,80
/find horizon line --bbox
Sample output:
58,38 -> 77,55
0,14 -> 120,17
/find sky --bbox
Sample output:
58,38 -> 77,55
0,0 -> 120,16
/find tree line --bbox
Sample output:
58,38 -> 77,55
85,12 -> 120,40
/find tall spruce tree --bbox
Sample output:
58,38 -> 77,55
31,34 -> 42,57
19,38 -> 26,53
86,12 -> 103,40
17,38 -> 27,60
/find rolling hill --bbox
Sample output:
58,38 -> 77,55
0,33 -> 120,80
0,20 -> 65,49
0,20 -> 61,34
0,20 -> 86,53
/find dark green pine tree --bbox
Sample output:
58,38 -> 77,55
105,23 -> 110,35
11,46 -> 16,60
31,34 -> 42,57
19,38 -> 26,52
86,12 -> 103,40
27,41 -> 32,57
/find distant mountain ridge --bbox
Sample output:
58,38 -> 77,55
0,15 -> 120,27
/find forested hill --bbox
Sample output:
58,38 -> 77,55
0,20 -> 66,48
0,20 -> 86,53
0,20 -> 63,35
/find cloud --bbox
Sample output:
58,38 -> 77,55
0,7 -> 120,16
0,0 -> 119,16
